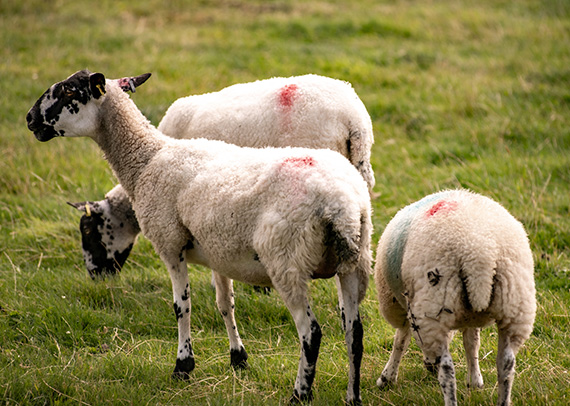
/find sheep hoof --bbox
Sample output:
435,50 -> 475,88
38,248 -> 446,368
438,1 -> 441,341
376,375 -> 393,390
424,359 -> 440,375
171,370 -> 190,381
289,389 -> 313,404
467,381 -> 484,390
230,347 -> 249,370
172,357 -> 195,380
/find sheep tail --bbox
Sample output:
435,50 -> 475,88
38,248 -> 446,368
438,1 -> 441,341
459,260 -> 496,313
347,123 -> 375,192
325,210 -> 372,303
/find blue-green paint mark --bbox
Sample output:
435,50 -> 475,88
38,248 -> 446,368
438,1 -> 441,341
384,191 -> 452,297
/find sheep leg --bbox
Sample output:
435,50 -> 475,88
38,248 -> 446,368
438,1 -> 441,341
437,350 -> 458,406
338,271 -> 364,406
335,275 -> 345,330
212,272 -> 248,369
496,331 -> 516,406
165,256 -> 194,380
292,306 -> 321,403
273,285 -> 320,403
377,324 -> 411,389
462,328 -> 484,389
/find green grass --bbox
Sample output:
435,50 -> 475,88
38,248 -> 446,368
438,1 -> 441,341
1,0 -> 570,404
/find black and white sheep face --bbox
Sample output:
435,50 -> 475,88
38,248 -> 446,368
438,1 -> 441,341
26,70 -> 151,142
27,70 -> 151,276
68,199 -> 136,280
26,70 -> 106,142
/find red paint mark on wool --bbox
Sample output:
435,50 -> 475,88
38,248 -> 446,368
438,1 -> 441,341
280,156 -> 315,204
278,84 -> 299,108
426,200 -> 458,217
282,156 -> 316,168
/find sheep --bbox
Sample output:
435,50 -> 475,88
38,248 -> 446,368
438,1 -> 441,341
160,74 -> 375,189
374,189 -> 536,406
67,185 -> 138,279
69,73 -> 375,279
27,70 -> 372,405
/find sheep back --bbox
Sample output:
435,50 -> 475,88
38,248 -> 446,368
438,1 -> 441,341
132,138 -> 371,291
159,74 -> 368,148
158,74 -> 375,189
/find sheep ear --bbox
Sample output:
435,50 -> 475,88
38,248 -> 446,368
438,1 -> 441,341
90,73 -> 106,99
67,201 -> 93,217
117,73 -> 152,93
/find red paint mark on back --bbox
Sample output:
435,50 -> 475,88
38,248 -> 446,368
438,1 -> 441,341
280,156 -> 315,204
426,200 -> 458,217
279,84 -> 299,108
282,156 -> 316,168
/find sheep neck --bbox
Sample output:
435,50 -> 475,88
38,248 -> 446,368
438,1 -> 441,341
97,85 -> 166,199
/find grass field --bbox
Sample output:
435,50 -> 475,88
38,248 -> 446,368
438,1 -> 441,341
1,0 -> 570,404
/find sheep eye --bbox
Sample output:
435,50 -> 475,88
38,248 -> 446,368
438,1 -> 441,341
65,89 -> 75,97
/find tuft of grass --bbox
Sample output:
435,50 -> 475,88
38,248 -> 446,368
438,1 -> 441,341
2,0 -> 570,404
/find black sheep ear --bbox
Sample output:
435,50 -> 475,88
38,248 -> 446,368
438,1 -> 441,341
67,201 -> 101,217
132,72 -> 152,88
90,73 -> 106,99
67,201 -> 91,216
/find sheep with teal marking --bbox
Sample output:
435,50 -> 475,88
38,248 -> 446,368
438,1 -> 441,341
374,189 -> 536,406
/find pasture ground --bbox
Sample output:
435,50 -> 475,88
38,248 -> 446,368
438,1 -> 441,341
1,0 -> 569,404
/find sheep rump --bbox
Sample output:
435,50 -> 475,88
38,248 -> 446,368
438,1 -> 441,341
375,189 -> 536,406
136,138 -> 371,296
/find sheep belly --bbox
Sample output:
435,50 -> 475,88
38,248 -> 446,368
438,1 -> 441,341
201,252 -> 272,287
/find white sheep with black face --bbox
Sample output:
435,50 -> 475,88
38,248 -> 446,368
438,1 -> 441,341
68,185 -> 137,279
374,189 -> 536,406
70,74 -> 375,279
27,70 -> 372,405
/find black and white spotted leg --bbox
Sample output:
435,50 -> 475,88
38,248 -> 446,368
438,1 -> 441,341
463,328 -> 484,389
212,272 -> 248,369
292,306 -> 321,403
377,324 -> 411,389
272,284 -> 321,404
338,272 -> 364,406
335,276 -> 346,330
438,350 -> 458,406
496,331 -> 516,406
164,255 -> 194,380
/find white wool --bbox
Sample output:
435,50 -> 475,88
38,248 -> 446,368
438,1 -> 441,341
377,189 -> 535,324
158,74 -> 375,190
130,136 -> 372,295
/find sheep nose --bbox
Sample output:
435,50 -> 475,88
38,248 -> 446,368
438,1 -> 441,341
26,110 -> 38,131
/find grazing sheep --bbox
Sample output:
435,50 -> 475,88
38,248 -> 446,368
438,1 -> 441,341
374,190 -> 535,406
68,185 -> 137,279
27,70 -> 372,405
70,73 -> 375,278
